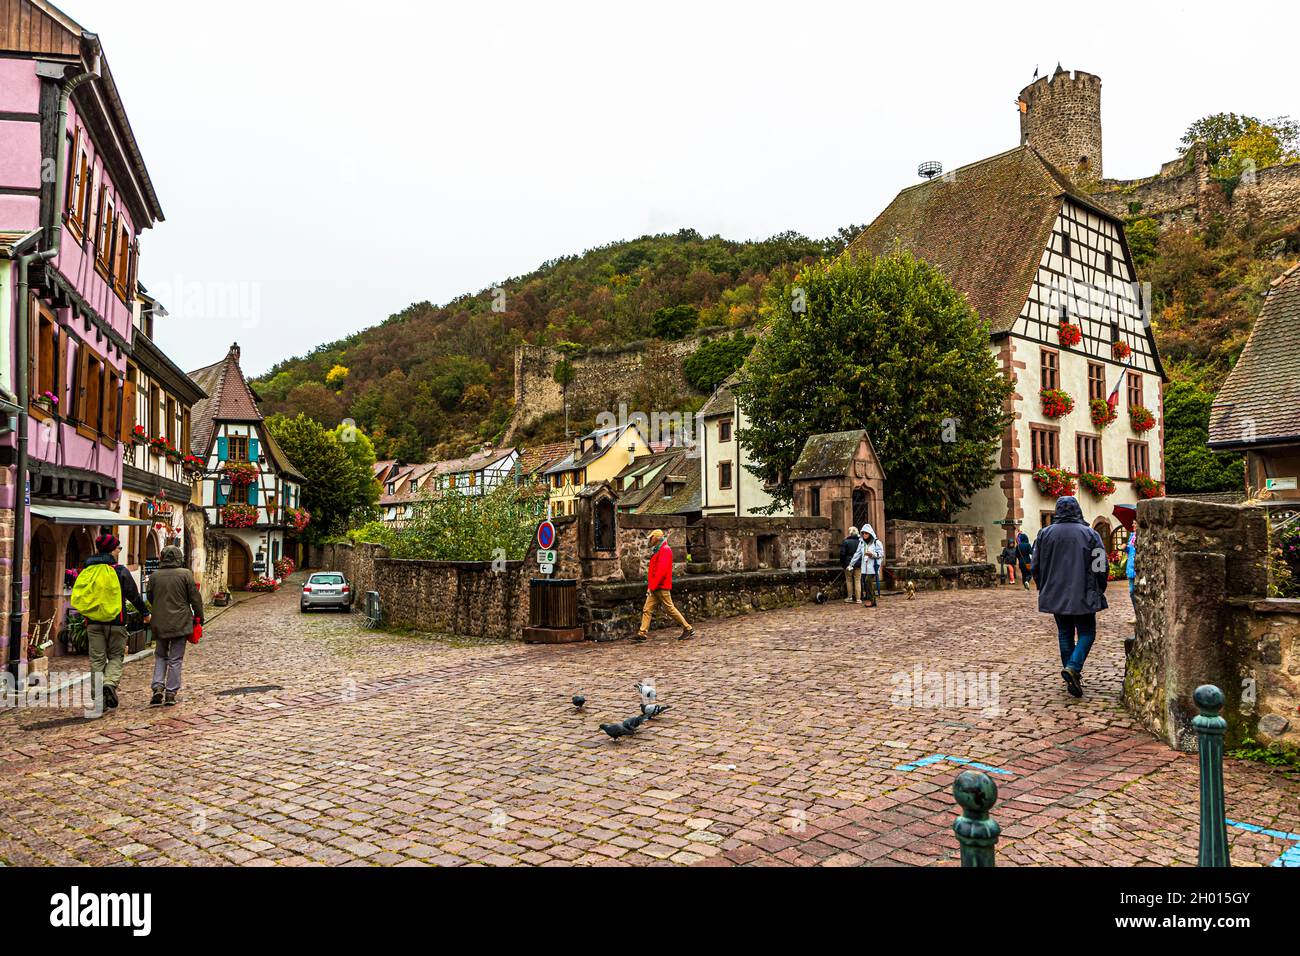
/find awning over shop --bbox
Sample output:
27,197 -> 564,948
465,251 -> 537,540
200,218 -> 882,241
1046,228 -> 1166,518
30,504 -> 152,526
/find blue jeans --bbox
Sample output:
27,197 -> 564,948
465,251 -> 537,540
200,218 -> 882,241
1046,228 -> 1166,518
1054,613 -> 1097,673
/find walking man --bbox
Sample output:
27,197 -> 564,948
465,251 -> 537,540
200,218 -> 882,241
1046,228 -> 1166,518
1015,532 -> 1033,591
71,533 -> 148,713
146,545 -> 204,706
840,526 -> 863,603
633,529 -> 695,642
1031,496 -> 1109,698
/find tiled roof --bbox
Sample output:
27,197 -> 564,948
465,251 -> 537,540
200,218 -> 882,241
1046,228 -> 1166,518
700,377 -> 737,419
614,450 -> 685,509
519,441 -> 573,477
791,429 -> 877,481
848,146 -> 1103,333
1209,264 -> 1300,448
641,456 -> 702,516
434,446 -> 516,476
188,343 -> 262,456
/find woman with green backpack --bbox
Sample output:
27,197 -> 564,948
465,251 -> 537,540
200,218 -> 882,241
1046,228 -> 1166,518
70,534 -> 149,713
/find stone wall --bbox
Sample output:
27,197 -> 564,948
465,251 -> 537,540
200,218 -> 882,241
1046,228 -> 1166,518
885,519 -> 987,567
582,566 -> 844,642
617,513 -> 687,583
308,541 -> 530,641
686,515 -> 833,573
1124,497 -> 1299,752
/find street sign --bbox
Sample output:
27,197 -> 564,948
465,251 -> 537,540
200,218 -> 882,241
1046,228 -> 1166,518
539,562 -> 554,575
537,520 -> 556,550
536,549 -> 557,565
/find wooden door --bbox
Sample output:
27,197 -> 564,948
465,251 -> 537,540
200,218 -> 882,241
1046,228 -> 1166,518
228,542 -> 251,590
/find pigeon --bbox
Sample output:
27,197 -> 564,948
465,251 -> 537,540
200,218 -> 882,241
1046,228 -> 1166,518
572,695 -> 586,710
641,703 -> 671,720
600,715 -> 645,740
634,681 -> 656,704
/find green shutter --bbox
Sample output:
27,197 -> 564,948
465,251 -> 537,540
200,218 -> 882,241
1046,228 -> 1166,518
249,437 -> 259,461
217,436 -> 228,461
248,483 -> 259,507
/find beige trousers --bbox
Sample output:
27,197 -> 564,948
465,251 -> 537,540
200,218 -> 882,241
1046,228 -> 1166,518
638,590 -> 690,635
843,569 -> 860,601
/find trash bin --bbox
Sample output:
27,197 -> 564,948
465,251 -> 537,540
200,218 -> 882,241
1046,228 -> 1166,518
524,578 -> 582,643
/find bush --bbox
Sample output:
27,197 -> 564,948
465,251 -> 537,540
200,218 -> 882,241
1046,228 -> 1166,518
683,333 -> 755,393
372,485 -> 547,561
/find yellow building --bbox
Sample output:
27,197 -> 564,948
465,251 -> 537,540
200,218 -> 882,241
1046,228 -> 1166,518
543,423 -> 650,516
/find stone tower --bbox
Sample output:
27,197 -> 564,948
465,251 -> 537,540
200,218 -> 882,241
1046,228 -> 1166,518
1017,65 -> 1103,183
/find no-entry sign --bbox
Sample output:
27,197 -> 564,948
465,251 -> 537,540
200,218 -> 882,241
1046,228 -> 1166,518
536,520 -> 556,551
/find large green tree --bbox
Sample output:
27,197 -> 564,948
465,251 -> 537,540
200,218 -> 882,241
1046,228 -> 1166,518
735,252 -> 1012,522
1163,380 -> 1244,494
266,413 -> 379,541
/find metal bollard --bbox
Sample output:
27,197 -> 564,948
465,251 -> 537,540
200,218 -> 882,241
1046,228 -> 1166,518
952,769 -> 1001,867
1193,684 -> 1231,867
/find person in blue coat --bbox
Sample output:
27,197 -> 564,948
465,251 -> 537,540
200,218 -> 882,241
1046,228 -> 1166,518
1031,496 -> 1109,698
1125,530 -> 1137,600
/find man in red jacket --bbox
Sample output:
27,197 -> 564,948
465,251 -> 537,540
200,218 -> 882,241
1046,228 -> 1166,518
633,529 -> 695,642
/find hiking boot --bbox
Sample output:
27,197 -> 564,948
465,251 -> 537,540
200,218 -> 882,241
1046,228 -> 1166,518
104,685 -> 118,710
150,689 -> 164,707
164,691 -> 178,706
632,633 -> 648,643
1061,667 -> 1083,698
679,627 -> 695,641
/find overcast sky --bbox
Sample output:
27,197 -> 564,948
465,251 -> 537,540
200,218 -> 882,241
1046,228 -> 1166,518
65,0 -> 1299,377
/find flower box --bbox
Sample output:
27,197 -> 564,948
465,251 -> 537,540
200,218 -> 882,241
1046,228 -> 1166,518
131,425 -> 149,445
221,503 -> 258,528
1133,472 -> 1162,500
1129,405 -> 1155,433
1078,471 -> 1116,497
1057,322 -> 1082,347
1090,398 -> 1118,429
221,461 -> 259,486
1032,467 -> 1076,497
1040,388 -> 1074,419
1112,341 -> 1132,360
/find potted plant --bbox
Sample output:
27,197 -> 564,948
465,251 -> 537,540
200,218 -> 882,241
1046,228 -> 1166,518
1129,405 -> 1155,433
1077,471 -> 1116,497
1040,388 -> 1074,419
33,390 -> 59,415
182,453 -> 205,474
131,424 -> 149,445
221,503 -> 258,528
62,610 -> 88,655
1057,321 -> 1082,347
274,556 -> 296,579
213,590 -> 231,608
1090,398 -> 1118,429
148,435 -> 169,456
24,617 -> 54,685
246,576 -> 280,593
1032,466 -> 1077,497
165,444 -> 183,463
1112,341 -> 1132,360
63,567 -> 79,592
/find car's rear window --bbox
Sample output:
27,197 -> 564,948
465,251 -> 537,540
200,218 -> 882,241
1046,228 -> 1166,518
310,574 -> 344,585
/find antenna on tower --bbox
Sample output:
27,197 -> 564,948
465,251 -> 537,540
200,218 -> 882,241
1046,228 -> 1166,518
917,161 -> 943,181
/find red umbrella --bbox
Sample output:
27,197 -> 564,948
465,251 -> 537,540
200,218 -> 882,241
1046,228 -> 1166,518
1112,503 -> 1137,531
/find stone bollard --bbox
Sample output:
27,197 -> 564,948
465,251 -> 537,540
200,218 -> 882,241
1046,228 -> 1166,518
1193,684 -> 1231,867
952,770 -> 1001,867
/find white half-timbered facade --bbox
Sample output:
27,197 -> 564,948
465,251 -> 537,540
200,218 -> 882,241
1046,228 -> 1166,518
188,343 -> 305,588
851,145 -> 1167,551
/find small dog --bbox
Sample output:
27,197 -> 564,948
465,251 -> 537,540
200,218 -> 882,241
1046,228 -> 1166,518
905,580 -> 916,601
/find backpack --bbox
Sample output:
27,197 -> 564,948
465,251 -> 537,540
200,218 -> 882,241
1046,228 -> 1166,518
70,563 -> 123,622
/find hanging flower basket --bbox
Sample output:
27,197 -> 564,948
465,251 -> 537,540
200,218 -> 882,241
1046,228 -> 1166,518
1112,341 -> 1132,360
221,503 -> 258,528
1090,399 -> 1118,429
1040,388 -> 1075,419
1133,472 -> 1163,500
1032,467 -> 1076,497
1057,322 -> 1082,347
1129,405 -> 1155,433
220,461 -> 259,486
1078,471 -> 1116,497
285,507 -> 312,535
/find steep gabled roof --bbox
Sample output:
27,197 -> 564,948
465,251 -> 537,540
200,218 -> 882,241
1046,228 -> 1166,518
847,146 -> 1107,333
791,429 -> 884,481
434,446 -> 517,477
1209,264 -> 1300,449
519,441 -> 572,477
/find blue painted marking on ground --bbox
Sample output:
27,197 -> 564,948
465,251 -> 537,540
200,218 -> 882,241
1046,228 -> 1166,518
1227,818 -> 1300,868
894,754 -> 1012,775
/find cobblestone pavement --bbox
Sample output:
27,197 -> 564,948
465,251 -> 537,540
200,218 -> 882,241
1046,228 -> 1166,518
1,579 -> 1297,867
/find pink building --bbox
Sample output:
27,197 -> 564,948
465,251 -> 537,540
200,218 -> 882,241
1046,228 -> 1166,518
1,1 -> 164,673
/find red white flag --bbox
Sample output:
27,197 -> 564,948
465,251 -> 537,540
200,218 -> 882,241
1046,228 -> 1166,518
1107,356 -> 1134,411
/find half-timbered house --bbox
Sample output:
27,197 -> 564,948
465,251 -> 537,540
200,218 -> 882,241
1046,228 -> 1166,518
850,138 -> 1165,551
188,343 -> 305,589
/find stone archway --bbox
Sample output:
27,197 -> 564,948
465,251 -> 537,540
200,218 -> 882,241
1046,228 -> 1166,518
1092,517 -> 1112,549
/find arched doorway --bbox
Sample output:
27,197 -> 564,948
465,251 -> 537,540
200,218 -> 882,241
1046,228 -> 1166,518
228,539 -> 252,591
852,488 -> 868,530
1092,518 -> 1112,553
30,525 -> 57,647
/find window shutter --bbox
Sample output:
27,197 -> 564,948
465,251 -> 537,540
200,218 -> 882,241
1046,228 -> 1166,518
57,330 -> 68,411
74,346 -> 89,422
120,378 -> 136,443
248,437 -> 259,462
217,436 -> 228,461
247,483 -> 259,507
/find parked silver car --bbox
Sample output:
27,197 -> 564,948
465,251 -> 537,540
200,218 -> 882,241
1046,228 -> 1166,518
300,572 -> 352,612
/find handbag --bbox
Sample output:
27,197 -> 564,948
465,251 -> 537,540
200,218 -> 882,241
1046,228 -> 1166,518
189,617 -> 202,645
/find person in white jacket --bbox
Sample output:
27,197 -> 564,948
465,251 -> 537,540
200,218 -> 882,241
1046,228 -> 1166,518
859,524 -> 885,608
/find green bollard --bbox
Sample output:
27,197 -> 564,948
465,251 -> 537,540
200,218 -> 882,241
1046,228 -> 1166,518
1193,684 -> 1231,867
952,770 -> 1001,867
